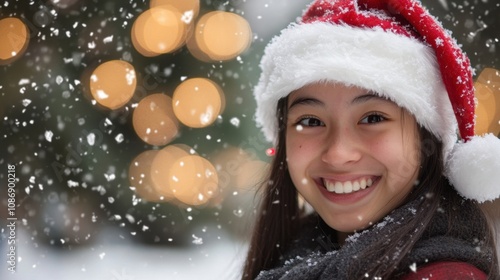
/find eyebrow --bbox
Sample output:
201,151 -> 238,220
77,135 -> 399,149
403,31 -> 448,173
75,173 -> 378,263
351,93 -> 390,105
289,92 -> 390,110
288,97 -> 324,109
288,97 -> 325,109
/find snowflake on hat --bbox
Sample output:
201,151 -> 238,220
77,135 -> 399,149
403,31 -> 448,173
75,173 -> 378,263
253,0 -> 500,203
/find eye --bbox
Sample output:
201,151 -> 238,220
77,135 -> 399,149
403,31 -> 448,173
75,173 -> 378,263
359,113 -> 387,124
297,116 -> 325,127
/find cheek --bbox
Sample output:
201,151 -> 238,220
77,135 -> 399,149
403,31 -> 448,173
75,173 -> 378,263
286,139 -> 303,167
286,137 -> 313,179
370,137 -> 420,185
286,134 -> 302,155
286,135 -> 318,161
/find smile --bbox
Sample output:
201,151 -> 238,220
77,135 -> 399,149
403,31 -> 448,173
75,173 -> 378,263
322,177 -> 377,194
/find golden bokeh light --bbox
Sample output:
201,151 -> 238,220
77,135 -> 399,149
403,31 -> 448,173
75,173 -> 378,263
234,160 -> 270,191
150,0 -> 200,21
208,147 -> 268,206
89,60 -> 137,110
474,82 -> 496,136
477,68 -> 500,91
209,147 -> 254,196
168,155 -> 219,206
133,93 -> 179,146
187,11 -> 252,62
131,22 -> 157,57
150,144 -> 191,201
0,17 -> 29,65
172,78 -> 225,128
128,150 -> 164,202
131,6 -> 187,57
476,68 -> 500,136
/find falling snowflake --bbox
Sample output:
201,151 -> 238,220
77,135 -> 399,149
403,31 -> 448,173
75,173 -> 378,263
192,234 -> 203,245
22,99 -> 32,107
230,117 -> 240,127
87,133 -> 96,146
103,35 -> 113,44
409,262 -> 417,272
181,10 -> 194,24
115,133 -> 124,143
67,180 -> 79,188
45,130 -> 54,142
18,78 -> 30,85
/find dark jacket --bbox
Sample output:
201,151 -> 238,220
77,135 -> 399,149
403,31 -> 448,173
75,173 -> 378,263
255,197 -> 496,279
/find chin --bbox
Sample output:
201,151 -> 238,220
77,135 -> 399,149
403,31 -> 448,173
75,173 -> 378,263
322,216 -> 369,234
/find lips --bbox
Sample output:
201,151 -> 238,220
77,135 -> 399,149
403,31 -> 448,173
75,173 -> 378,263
322,176 -> 377,194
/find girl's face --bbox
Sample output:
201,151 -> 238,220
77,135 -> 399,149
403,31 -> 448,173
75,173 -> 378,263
286,82 -> 420,235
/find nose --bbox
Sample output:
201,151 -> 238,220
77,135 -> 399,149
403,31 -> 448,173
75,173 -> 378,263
321,128 -> 362,167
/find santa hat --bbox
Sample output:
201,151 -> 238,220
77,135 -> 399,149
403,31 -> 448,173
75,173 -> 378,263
253,0 -> 500,203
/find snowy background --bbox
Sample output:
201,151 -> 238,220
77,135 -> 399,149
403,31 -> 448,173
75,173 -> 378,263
1,0 -> 499,279
1,225 -> 248,280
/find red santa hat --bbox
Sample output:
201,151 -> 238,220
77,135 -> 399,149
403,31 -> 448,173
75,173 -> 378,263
253,0 -> 500,202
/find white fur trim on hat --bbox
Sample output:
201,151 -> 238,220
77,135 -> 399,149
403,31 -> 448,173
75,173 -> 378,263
446,133 -> 500,203
254,22 -> 458,158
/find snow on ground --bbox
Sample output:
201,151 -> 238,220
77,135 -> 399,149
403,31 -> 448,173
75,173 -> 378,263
1,225 -> 247,280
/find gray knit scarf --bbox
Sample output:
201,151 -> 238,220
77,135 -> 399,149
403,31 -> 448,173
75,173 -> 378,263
255,197 -> 495,279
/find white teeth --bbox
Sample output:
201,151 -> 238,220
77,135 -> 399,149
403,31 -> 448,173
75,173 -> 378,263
352,181 -> 360,191
343,181 -> 353,194
326,182 -> 335,192
334,182 -> 343,194
323,177 -> 375,194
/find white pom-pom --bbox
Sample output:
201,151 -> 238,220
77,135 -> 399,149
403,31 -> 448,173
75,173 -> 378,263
446,134 -> 500,203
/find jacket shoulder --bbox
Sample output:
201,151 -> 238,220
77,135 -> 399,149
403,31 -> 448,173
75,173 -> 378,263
401,261 -> 487,280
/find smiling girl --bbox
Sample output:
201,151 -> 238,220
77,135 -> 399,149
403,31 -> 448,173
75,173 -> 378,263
286,83 -> 421,240
242,0 -> 500,279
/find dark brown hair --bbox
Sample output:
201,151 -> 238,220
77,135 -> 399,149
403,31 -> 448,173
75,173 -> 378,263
242,97 -> 499,279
